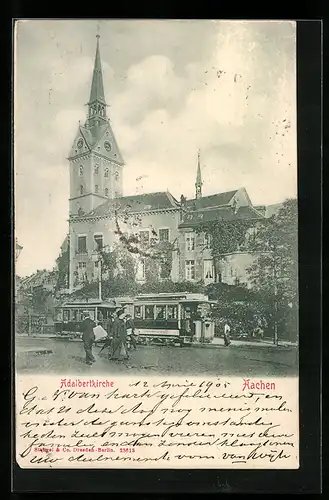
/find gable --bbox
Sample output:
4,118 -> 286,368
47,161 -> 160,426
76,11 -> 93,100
68,126 -> 91,158
88,123 -> 124,165
233,188 -> 252,208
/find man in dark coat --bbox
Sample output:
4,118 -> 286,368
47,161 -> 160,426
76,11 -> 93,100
80,312 -> 97,365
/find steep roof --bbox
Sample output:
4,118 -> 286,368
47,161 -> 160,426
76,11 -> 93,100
60,235 -> 69,253
88,35 -> 106,105
68,37 -> 124,166
186,190 -> 238,210
19,269 -> 57,290
179,205 -> 264,228
87,191 -> 180,217
69,121 -> 125,165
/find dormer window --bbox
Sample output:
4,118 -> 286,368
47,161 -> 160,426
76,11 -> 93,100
104,168 -> 109,178
79,165 -> 84,176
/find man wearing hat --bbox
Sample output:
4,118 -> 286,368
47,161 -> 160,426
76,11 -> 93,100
80,311 -> 97,365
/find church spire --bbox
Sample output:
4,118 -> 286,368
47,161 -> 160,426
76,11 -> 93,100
195,149 -> 203,199
89,34 -> 106,104
86,34 -> 107,127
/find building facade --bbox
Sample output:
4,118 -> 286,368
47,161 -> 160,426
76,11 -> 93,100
67,37 -> 269,293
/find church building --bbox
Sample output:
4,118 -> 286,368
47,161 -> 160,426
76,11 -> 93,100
67,37 -> 266,293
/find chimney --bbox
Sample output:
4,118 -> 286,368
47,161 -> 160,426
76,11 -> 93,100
254,205 -> 266,217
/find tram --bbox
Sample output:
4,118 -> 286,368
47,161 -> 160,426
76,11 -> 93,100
54,299 -> 117,339
120,292 -> 216,346
54,293 -> 216,347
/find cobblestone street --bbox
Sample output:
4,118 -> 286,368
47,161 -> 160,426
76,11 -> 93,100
15,337 -> 298,377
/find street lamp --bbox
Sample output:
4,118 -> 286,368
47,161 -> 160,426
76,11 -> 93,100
91,251 -> 102,301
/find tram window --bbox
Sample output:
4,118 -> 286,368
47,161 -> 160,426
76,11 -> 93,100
71,310 -> 77,321
134,305 -> 143,319
145,305 -> 154,319
183,306 -> 192,319
56,310 -> 63,321
155,305 -> 166,320
63,310 -> 69,322
167,305 -> 178,319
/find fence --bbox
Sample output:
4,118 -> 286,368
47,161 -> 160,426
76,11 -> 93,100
15,314 -> 55,335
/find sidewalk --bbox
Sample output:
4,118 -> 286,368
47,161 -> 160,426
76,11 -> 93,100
211,337 -> 297,349
15,333 -> 297,349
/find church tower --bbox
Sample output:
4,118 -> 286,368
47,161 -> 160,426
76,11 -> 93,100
195,149 -> 203,200
68,35 -> 125,215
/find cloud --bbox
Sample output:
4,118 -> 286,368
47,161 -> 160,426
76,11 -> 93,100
114,21 -> 297,204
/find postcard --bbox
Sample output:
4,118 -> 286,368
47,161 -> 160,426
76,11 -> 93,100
14,19 -> 299,471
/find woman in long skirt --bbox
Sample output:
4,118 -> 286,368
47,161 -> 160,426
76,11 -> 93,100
109,310 -> 129,361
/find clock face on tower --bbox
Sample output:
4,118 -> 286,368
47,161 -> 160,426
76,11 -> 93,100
77,138 -> 83,149
104,141 -> 111,152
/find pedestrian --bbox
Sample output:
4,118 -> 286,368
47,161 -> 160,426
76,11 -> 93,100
254,326 -> 264,340
109,309 -> 129,361
80,311 -> 97,365
224,321 -> 231,346
125,313 -> 137,350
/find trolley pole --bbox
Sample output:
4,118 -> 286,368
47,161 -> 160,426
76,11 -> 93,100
92,250 -> 102,302
28,311 -> 32,336
98,257 -> 102,302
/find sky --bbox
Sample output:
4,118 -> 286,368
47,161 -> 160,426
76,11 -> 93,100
14,19 -> 297,277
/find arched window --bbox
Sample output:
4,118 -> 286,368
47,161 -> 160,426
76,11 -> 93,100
80,185 -> 84,195
79,165 -> 84,176
94,165 -> 99,174
105,188 -> 109,197
114,170 -> 119,180
104,168 -> 109,178
95,185 -> 99,193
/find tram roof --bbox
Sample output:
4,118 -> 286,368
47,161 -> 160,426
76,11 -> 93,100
59,299 -> 117,308
129,292 -> 211,302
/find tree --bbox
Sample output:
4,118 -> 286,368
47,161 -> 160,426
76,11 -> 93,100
246,198 -> 298,341
205,282 -> 260,335
71,243 -> 138,301
98,247 -> 117,281
56,245 -> 69,290
196,218 -> 253,281
247,198 -> 298,302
